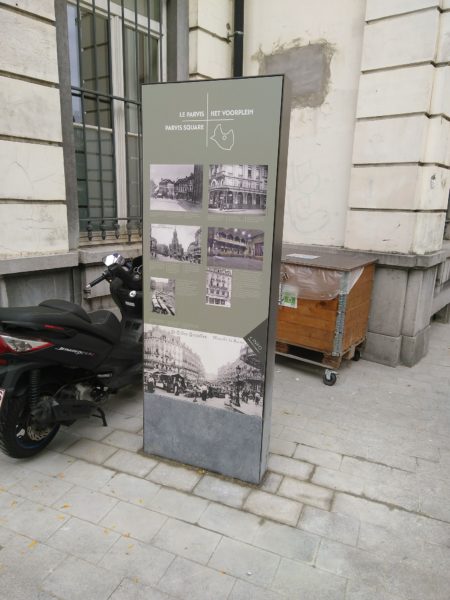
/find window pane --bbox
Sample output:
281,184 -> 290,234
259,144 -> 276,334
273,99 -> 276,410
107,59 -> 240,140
79,11 -> 111,94
111,0 -> 160,20
84,96 -> 112,129
84,129 -> 116,220
150,35 -> 158,82
125,28 -> 155,99
72,94 -> 83,124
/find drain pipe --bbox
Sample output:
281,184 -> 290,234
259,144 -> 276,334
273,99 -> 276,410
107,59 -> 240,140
232,0 -> 244,77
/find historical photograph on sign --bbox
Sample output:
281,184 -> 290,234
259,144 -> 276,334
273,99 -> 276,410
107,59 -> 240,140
144,325 -> 264,417
150,224 -> 201,264
151,277 -> 175,315
150,164 -> 203,212
208,164 -> 268,215
206,268 -> 232,308
207,228 -> 264,271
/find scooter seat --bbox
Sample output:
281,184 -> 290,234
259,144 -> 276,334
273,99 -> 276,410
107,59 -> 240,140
0,299 -> 121,344
90,309 -> 121,341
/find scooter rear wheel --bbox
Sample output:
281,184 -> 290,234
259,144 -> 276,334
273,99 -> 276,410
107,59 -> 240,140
0,389 -> 60,459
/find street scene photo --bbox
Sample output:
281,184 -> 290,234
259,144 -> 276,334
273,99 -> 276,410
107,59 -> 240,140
144,325 -> 264,417
151,277 -> 175,315
205,267 -> 232,308
208,164 -> 268,214
150,164 -> 203,212
207,227 -> 264,271
150,224 -> 201,263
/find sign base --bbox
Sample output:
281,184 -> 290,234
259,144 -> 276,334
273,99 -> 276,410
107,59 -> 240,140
144,392 -> 265,484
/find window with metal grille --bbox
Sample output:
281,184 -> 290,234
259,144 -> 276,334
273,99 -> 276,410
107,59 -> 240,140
67,0 -> 165,243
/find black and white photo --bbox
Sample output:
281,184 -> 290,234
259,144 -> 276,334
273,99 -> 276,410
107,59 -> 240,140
151,277 -> 175,315
206,268 -> 232,308
144,325 -> 264,417
150,164 -> 203,212
207,227 -> 264,271
208,164 -> 268,214
150,224 -> 201,264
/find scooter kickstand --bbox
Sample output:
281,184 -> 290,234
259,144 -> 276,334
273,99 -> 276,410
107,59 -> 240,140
92,407 -> 108,427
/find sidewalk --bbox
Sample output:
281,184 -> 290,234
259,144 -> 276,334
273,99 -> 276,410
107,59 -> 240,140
1,321 -> 450,599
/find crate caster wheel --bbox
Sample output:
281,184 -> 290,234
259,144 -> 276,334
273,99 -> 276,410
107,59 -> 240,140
323,370 -> 337,386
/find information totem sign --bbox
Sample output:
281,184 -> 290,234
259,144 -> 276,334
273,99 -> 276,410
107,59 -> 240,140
142,76 -> 290,484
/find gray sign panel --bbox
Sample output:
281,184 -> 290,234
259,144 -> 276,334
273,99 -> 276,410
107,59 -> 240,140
142,76 -> 290,483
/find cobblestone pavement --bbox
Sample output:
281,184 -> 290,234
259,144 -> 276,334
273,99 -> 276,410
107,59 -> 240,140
1,322 -> 450,599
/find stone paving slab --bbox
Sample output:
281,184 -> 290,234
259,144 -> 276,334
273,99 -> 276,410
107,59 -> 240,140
193,474 -> 251,507
104,448 -> 157,477
59,459 -> 115,491
152,517 -> 221,565
47,516 -> 120,564
109,578 -> 174,600
298,505 -> 360,546
98,535 -> 175,586
208,537 -> 280,587
42,555 -> 122,600
158,556 -> 235,599
99,501 -> 167,543
2,499 -> 69,541
102,472 -> 161,507
197,502 -> 263,544
278,477 -> 333,510
148,462 -> 202,492
53,486 -> 118,524
271,557 -> 347,599
1,322 -> 450,599
244,489 -> 302,526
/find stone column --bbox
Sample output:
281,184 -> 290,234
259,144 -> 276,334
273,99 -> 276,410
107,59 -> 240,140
188,0 -> 233,79
345,0 -> 450,365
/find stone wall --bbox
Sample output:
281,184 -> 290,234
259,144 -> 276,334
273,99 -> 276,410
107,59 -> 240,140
0,2 -> 69,260
188,0 -> 450,367
345,1 -> 450,255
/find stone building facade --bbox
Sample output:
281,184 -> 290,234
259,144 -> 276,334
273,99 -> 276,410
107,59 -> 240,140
1,0 -> 449,367
190,0 -> 450,367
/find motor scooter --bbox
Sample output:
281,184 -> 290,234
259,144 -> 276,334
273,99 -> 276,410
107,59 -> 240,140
0,253 -> 142,458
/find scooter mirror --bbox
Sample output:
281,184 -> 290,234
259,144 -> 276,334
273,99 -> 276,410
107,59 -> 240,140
103,253 -> 126,267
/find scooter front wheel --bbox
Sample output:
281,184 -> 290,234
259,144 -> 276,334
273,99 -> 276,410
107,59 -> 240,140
0,390 -> 60,459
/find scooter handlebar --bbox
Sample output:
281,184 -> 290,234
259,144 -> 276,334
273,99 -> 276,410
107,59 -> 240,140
84,272 -> 107,292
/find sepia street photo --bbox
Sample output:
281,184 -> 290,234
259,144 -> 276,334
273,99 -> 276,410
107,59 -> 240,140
150,224 -> 201,264
151,277 -> 175,316
144,325 -> 264,417
205,267 -> 232,308
150,164 -> 203,212
208,164 -> 268,214
207,227 -> 264,271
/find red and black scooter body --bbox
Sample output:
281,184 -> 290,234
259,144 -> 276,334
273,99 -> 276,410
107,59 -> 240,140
0,254 -> 143,458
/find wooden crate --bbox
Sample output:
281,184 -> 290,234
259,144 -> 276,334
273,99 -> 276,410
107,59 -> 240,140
277,259 -> 375,367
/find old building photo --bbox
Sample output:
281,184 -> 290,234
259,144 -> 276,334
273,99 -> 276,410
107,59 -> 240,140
144,325 -> 264,417
206,268 -> 232,308
207,228 -> 264,271
150,224 -> 201,264
151,277 -> 175,316
208,164 -> 268,214
150,164 -> 203,212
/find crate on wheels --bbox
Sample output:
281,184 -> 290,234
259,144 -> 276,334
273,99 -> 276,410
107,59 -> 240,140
276,251 -> 376,385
